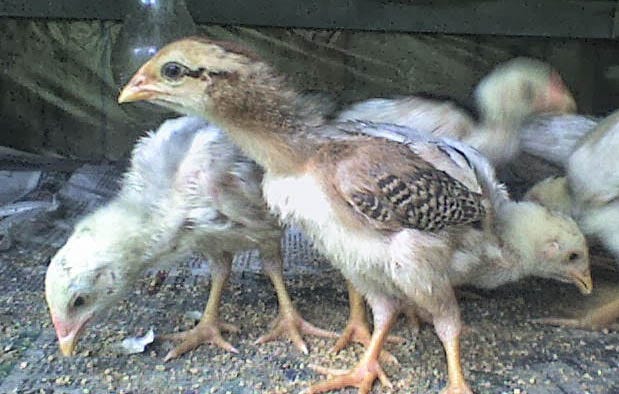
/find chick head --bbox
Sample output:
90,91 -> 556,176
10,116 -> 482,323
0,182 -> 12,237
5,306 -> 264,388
501,201 -> 592,294
475,57 -> 576,125
118,36 -> 263,118
45,205 -> 147,356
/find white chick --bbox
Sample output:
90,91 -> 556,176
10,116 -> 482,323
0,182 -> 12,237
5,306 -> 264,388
45,116 -> 334,361
337,57 -> 576,166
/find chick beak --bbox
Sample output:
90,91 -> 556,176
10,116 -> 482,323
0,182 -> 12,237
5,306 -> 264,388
118,69 -> 163,104
51,314 -> 89,356
569,268 -> 593,295
59,336 -> 78,356
546,72 -> 577,113
557,92 -> 577,113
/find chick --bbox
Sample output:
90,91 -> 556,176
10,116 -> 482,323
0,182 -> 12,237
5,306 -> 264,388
524,175 -> 573,216
45,116 -> 335,361
524,110 -> 619,329
519,113 -> 599,167
118,37 -> 591,394
337,57 -> 577,166
349,122 -> 592,292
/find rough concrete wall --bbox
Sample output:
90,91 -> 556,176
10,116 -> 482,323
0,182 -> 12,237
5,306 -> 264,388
0,19 -> 617,160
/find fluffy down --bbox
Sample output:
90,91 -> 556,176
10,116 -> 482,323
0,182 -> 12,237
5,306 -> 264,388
523,111 -> 619,329
337,57 -> 576,166
519,114 -> 599,167
116,37 -> 589,394
45,116 -> 332,359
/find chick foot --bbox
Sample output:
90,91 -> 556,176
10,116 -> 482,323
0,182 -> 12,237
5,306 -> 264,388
308,297 -> 398,394
306,356 -> 392,394
255,308 -> 337,354
440,384 -> 474,394
333,283 -> 404,365
533,296 -> 619,330
260,255 -> 337,353
161,319 -> 239,361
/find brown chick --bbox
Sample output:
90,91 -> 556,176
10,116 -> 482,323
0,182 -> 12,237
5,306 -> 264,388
117,37 -> 591,394
45,116 -> 335,361
337,57 -> 577,166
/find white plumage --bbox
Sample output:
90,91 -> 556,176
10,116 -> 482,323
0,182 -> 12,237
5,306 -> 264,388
525,110 -> 619,262
114,38 -> 589,393
519,113 -> 599,167
45,116 -> 332,359
337,58 -> 576,166
523,111 -> 619,329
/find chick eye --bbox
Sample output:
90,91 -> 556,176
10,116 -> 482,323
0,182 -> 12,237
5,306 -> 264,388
73,296 -> 86,309
161,62 -> 186,81
568,252 -> 580,261
521,81 -> 535,103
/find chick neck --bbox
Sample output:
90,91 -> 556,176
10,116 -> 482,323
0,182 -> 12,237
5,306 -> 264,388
206,63 -> 326,175
468,78 -> 544,165
450,199 -> 546,290
96,196 -> 186,289
492,201 -> 544,279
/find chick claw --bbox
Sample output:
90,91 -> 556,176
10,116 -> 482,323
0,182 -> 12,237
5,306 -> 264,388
160,320 -> 239,361
255,309 -> 338,354
532,316 -> 585,328
332,319 -> 404,365
440,384 -> 474,394
306,358 -> 392,394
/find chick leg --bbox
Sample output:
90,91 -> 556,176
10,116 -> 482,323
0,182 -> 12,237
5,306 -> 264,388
433,304 -> 472,393
256,244 -> 337,354
307,294 -> 398,394
333,281 -> 404,364
161,253 -> 239,361
437,328 -> 472,394
534,296 -> 619,330
398,276 -> 472,394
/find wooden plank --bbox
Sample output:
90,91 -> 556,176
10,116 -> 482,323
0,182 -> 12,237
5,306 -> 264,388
0,0 -> 617,39
613,0 -> 619,38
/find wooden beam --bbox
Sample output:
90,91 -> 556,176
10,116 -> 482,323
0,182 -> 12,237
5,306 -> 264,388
613,0 -> 619,38
0,0 -> 617,39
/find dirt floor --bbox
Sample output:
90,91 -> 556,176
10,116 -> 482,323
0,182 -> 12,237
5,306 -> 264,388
1,164 -> 619,394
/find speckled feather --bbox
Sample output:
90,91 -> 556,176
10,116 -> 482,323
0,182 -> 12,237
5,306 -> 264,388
316,138 -> 485,233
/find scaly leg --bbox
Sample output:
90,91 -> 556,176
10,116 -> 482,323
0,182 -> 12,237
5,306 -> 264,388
161,253 -> 239,361
400,276 -> 472,394
439,333 -> 472,394
308,295 -> 398,394
434,313 -> 473,394
256,246 -> 337,353
333,281 -> 404,364
534,296 -> 619,330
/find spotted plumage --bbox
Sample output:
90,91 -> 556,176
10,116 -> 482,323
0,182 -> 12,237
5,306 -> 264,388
352,169 -> 485,232
115,36 -> 598,394
316,137 -> 486,234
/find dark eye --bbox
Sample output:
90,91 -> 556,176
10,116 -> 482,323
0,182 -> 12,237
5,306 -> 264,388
73,296 -> 86,309
522,81 -> 535,103
161,62 -> 185,81
568,252 -> 580,261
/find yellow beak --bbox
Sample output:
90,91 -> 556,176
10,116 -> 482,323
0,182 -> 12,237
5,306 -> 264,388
118,69 -> 163,104
59,336 -> 77,356
570,268 -> 593,295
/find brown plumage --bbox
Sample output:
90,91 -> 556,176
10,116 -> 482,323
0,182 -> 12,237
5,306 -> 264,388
116,37 -> 590,394
317,138 -> 485,233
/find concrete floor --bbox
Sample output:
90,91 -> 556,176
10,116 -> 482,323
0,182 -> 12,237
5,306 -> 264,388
1,165 -> 619,394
